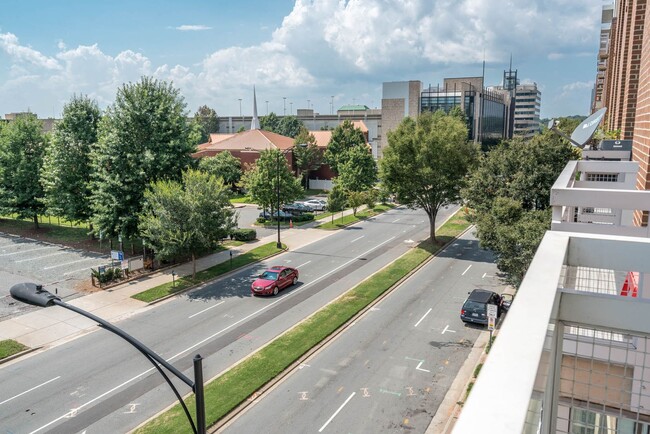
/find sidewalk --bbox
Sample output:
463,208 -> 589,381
0,210 -> 351,351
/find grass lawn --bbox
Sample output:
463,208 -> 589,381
0,339 -> 28,361
134,211 -> 470,434
131,243 -> 284,303
229,195 -> 252,204
317,204 -> 395,230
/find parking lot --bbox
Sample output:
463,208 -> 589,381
0,233 -> 110,320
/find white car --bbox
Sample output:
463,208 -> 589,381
303,199 -> 327,211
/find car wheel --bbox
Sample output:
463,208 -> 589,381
273,286 -> 279,296
292,276 -> 298,285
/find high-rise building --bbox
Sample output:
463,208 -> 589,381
379,81 -> 422,158
592,3 -> 615,112
513,83 -> 541,139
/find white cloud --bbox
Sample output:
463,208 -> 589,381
0,32 -> 61,70
563,81 -> 594,92
175,25 -> 212,31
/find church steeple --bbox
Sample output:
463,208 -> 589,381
251,85 -> 260,130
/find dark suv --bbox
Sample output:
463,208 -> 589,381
460,289 -> 506,325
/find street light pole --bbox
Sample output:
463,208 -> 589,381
9,283 -> 206,434
276,151 -> 282,249
283,97 -> 286,116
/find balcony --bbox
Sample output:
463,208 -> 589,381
453,160 -> 650,433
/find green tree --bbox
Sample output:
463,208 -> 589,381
0,114 -> 48,228
324,120 -> 367,174
194,105 -> 219,142
242,149 -> 302,217
197,151 -> 242,189
139,169 -> 236,278
336,145 -> 377,193
293,128 -> 321,189
327,183 -> 347,212
90,77 -> 195,240
278,116 -> 304,138
41,95 -> 100,226
346,190 -> 366,216
463,131 -> 577,285
260,112 -> 281,133
380,110 -> 478,243
188,117 -> 205,147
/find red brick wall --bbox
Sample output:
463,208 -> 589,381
634,0 -> 650,225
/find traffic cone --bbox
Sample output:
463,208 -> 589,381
289,219 -> 293,228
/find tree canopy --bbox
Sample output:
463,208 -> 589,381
260,113 -> 304,138
336,145 -> 377,193
380,110 -> 478,243
41,95 -> 100,225
242,149 -> 302,215
139,169 -> 236,277
292,128 -> 321,189
324,120 -> 367,174
194,105 -> 219,141
0,114 -> 48,228
197,151 -> 242,188
90,76 -> 195,239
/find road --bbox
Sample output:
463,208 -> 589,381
220,230 -> 504,434
0,205 -> 456,434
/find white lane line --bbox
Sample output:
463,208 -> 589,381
43,257 -> 101,270
461,265 -> 472,276
0,246 -> 51,256
482,272 -> 486,278
15,251 -> 68,263
414,308 -> 432,328
393,218 -> 401,223
64,265 -> 104,276
296,260 -> 312,269
0,376 -> 61,406
350,235 -> 365,243
32,237 -> 397,434
442,325 -> 456,334
188,301 -> 226,319
319,392 -> 356,432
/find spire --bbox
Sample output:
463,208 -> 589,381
251,85 -> 260,130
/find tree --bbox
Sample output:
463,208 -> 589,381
242,149 -> 302,217
324,120 -> 367,174
380,110 -> 478,243
336,145 -> 377,193
463,131 -> 577,285
139,169 -> 236,278
327,183 -> 347,213
198,151 -> 242,189
0,114 -> 48,228
188,117 -> 205,147
278,116 -> 304,138
41,95 -> 100,226
194,105 -> 219,142
260,113 -> 281,133
293,128 -> 321,189
90,77 -> 196,240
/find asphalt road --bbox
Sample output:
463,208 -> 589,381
219,230 -> 504,434
0,205 -> 456,434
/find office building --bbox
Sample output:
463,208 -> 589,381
513,83 -> 541,138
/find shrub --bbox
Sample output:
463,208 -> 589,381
231,228 -> 256,241
256,217 -> 267,224
364,189 -> 377,210
292,213 -> 314,222
91,266 -> 123,284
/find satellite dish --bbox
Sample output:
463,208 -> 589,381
548,119 -> 555,130
570,107 -> 607,147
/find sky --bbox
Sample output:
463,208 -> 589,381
0,0 -> 605,121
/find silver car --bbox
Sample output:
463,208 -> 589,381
303,199 -> 327,211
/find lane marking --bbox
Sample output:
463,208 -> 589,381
482,272 -> 486,278
296,260 -> 312,269
188,300 -> 226,319
379,388 -> 401,397
0,246 -> 51,256
15,251 -> 67,263
441,325 -> 456,334
393,218 -> 401,223
350,235 -> 365,243
31,236 -> 398,434
43,257 -> 102,270
64,265 -> 104,276
414,308 -> 432,328
461,265 -> 472,276
0,376 -> 61,406
319,392 -> 355,432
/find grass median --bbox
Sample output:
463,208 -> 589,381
318,204 -> 395,230
134,211 -> 470,434
0,339 -> 28,361
131,242 -> 284,303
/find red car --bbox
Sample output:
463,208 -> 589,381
251,266 -> 299,296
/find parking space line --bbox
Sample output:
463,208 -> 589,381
0,246 -> 51,256
63,265 -> 105,276
43,257 -> 101,270
414,308 -> 432,327
319,392 -> 355,432
461,265 -> 472,276
296,260 -> 311,269
15,251 -> 68,263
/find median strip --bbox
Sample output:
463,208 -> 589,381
134,211 -> 470,434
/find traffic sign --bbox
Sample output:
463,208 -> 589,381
487,303 -> 498,319
488,316 -> 496,331
111,250 -> 124,261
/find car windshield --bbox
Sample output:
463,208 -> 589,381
260,271 -> 279,280
464,300 -> 486,311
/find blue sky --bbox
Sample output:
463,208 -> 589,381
0,0 -> 604,120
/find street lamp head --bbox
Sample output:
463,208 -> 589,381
10,282 -> 60,307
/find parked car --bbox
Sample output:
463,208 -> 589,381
251,266 -> 299,296
282,202 -> 314,214
303,199 -> 327,211
460,289 -> 510,325
259,210 -> 292,220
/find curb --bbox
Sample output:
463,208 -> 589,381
0,346 -> 41,366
